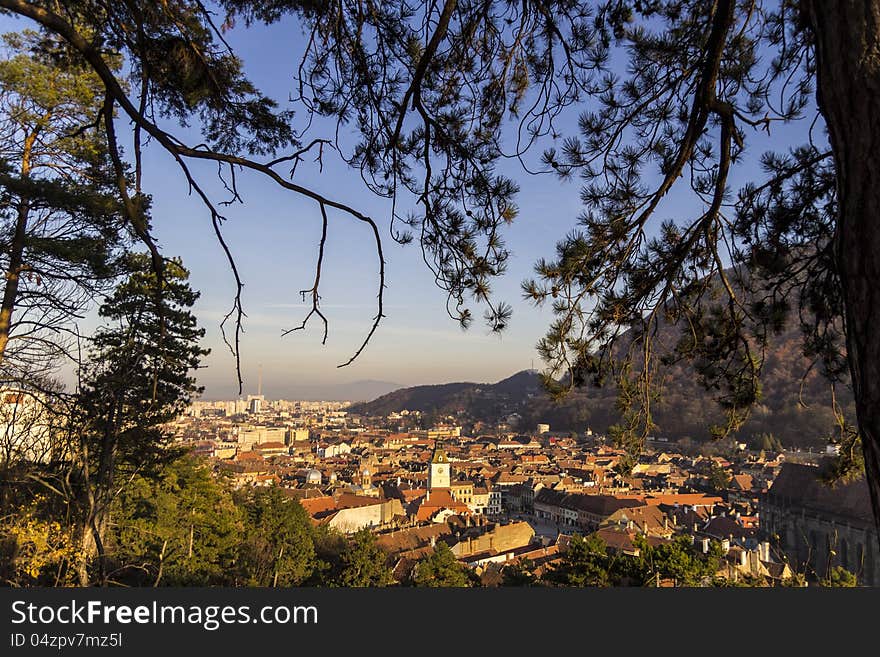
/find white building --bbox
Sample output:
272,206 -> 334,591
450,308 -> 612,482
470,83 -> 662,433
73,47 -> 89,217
316,441 -> 352,458
0,387 -> 56,464
427,443 -> 451,490
468,487 -> 502,516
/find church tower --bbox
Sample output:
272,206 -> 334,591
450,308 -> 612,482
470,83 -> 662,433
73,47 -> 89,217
428,441 -> 451,490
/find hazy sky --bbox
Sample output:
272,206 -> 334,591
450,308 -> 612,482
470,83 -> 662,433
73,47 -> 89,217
1,11 -> 817,400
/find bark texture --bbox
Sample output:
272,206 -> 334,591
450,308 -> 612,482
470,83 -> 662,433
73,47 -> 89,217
0,130 -> 37,360
806,0 -> 880,544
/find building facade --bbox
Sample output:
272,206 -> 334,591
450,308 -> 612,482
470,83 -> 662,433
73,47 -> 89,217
761,462 -> 880,586
428,443 -> 451,490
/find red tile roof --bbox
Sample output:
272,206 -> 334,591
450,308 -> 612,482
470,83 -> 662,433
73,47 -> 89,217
300,496 -> 337,517
413,489 -> 471,521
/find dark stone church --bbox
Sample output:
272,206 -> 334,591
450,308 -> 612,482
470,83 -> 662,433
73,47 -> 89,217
761,462 -> 880,585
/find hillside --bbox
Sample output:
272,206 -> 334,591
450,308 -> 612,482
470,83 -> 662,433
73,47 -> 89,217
350,329 -> 855,449
350,370 -> 542,418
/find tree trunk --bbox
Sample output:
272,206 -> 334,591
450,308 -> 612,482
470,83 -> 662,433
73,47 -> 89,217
74,423 -> 115,586
806,1 -> 880,545
76,503 -> 96,587
0,130 -> 37,361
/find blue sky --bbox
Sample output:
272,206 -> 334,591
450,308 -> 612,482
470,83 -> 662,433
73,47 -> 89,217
0,10 -> 819,400
136,15 -> 590,399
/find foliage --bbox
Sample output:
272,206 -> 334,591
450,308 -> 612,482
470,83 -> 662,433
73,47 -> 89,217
546,533 -> 724,588
108,456 -> 242,586
0,0 -> 386,384
545,533 -> 614,587
629,535 -> 724,587
749,432 -> 783,453
5,452 -> 397,588
76,254 -> 209,476
707,464 -> 733,492
330,529 -> 395,588
0,29 -> 128,377
412,542 -> 473,587
233,487 -> 316,587
501,559 -> 538,587
778,572 -> 807,588
0,495 -> 80,586
70,254 -> 209,584
712,573 -> 770,588
223,0 -> 605,332
820,565 -> 857,588
516,0 -> 840,460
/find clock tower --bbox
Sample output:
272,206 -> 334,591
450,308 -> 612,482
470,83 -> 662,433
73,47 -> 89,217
428,442 -> 451,490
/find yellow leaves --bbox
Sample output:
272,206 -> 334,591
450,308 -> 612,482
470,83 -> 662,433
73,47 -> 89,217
2,504 -> 81,585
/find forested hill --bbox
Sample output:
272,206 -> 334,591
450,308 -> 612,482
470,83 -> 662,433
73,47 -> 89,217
351,331 -> 854,449
349,370 -> 543,419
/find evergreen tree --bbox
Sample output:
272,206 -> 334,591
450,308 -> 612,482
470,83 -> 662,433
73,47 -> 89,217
331,529 -> 395,588
545,533 -> 724,587
707,464 -> 733,492
500,559 -> 538,587
0,30 -> 127,376
545,534 -> 613,587
820,565 -> 858,588
109,455 -> 242,586
412,542 -> 473,587
72,253 -> 208,585
234,487 -> 316,587
630,535 -> 724,587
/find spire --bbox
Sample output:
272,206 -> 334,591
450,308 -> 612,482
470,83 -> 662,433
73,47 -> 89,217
431,439 -> 448,463
428,439 -> 451,491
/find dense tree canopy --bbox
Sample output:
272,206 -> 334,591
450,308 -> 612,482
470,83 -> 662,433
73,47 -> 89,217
70,254 -> 208,584
233,486 -> 316,586
547,533 -> 726,587
411,541 -> 474,587
109,455 -> 242,586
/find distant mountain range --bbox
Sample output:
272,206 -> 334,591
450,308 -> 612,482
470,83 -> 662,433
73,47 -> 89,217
203,379 -> 403,403
351,259 -> 859,449
285,379 -> 404,402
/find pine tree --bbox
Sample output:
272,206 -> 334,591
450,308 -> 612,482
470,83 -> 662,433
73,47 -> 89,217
0,30 -> 127,377
72,253 -> 208,585
412,542 -> 473,587
332,529 -> 395,587
234,487 -> 317,587
109,455 -> 242,586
